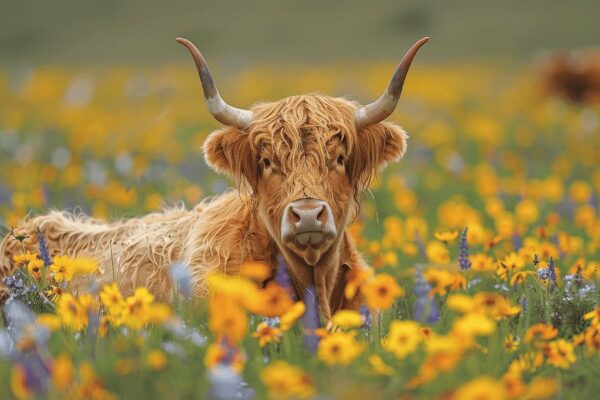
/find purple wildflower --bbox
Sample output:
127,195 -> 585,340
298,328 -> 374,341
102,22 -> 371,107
36,229 -> 53,267
547,257 -> 557,285
412,267 -> 440,324
512,232 -> 522,251
275,254 -> 292,293
0,301 -> 51,397
170,262 -> 193,298
16,353 -> 52,397
208,364 -> 254,400
414,236 -> 426,259
458,227 -> 471,270
519,295 -> 528,312
302,285 -> 320,353
537,269 -> 550,281
2,273 -> 34,305
359,304 -> 371,330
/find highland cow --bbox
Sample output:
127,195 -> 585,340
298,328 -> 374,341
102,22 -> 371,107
0,37 -> 429,320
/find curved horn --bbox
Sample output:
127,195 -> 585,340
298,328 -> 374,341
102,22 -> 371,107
355,37 -> 429,130
176,38 -> 253,129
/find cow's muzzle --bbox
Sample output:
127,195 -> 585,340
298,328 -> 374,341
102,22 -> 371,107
281,199 -> 337,247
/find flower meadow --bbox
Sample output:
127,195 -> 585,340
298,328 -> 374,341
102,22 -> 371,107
0,62 -> 599,399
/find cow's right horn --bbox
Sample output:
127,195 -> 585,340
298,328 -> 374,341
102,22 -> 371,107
354,37 -> 429,130
177,38 -> 253,129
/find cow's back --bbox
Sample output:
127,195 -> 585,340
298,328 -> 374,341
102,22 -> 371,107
0,191 -> 262,301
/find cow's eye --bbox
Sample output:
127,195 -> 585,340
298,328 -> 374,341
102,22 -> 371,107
336,155 -> 345,165
261,158 -> 271,168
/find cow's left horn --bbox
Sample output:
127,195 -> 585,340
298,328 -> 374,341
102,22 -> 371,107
354,37 -> 429,130
177,38 -> 253,129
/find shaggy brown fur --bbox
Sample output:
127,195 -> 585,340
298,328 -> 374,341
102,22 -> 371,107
1,94 -> 407,319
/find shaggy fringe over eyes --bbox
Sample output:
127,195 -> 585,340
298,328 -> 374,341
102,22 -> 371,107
204,93 -> 407,214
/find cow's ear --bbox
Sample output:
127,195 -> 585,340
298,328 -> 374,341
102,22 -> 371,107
349,122 -> 407,190
203,127 -> 258,191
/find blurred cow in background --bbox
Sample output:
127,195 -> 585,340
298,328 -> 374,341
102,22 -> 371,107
1,37 -> 428,320
543,50 -> 600,104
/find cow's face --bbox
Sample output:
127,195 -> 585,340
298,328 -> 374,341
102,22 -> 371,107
177,36 -> 427,264
203,95 -> 407,265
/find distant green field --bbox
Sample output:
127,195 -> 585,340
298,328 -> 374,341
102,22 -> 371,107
1,0 -> 599,66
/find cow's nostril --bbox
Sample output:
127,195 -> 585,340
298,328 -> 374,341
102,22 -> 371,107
289,207 -> 301,224
316,206 -> 326,223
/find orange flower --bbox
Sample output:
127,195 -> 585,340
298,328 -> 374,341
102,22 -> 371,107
344,267 -> 373,300
240,260 -> 272,282
542,339 -> 576,369
250,282 -> 293,317
584,307 -> 600,326
470,253 -> 495,272
209,303 -> 248,344
434,230 -> 459,243
525,323 -> 558,343
362,274 -> 404,311
510,271 -> 535,286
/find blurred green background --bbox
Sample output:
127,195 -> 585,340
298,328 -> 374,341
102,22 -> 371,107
1,0 -> 598,66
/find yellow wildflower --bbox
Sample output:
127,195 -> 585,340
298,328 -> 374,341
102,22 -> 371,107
318,331 -> 364,366
115,358 -> 134,375
280,301 -> 306,331
584,324 -> 599,353
252,322 -> 282,347
426,241 -> 450,263
584,307 -> 600,326
452,313 -> 496,340
240,260 -> 272,282
507,352 -> 544,376
524,377 -> 560,400
11,365 -> 31,400
424,268 -> 453,296
447,294 -> 475,313
344,267 -> 373,300
50,255 -> 75,283
331,310 -> 363,329
209,303 -> 248,344
122,287 -> 155,330
145,303 -> 173,324
204,341 -> 245,373
473,293 -> 521,319
250,282 -> 293,317
434,230 -> 459,243
368,354 -> 394,376
453,376 -> 507,400
36,314 -> 61,332
70,257 -> 98,276
51,354 -> 74,391
99,283 -> 125,314
510,271 -> 535,286
383,320 -> 421,359
542,339 -> 576,369
25,256 -> 44,280
524,323 -> 558,343
496,252 -> 525,280
470,253 -> 495,271
261,361 -> 315,399
503,334 -> 520,352
57,293 -> 88,331
146,350 -> 168,370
